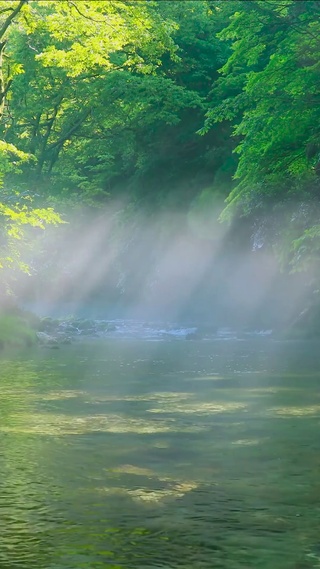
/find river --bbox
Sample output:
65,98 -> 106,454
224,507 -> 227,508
0,336 -> 320,568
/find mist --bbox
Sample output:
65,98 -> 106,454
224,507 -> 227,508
15,201 -> 312,333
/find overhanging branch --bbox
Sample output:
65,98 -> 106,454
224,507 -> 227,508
0,0 -> 27,41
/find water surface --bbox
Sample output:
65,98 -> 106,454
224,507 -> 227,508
1,338 -> 320,569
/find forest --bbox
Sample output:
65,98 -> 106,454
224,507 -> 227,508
2,5 -> 320,569
0,0 -> 320,335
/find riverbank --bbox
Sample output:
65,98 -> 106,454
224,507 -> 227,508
0,306 -> 319,350
0,309 -> 275,350
0,311 -> 38,349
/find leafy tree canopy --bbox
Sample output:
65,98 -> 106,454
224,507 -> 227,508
200,0 -> 320,271
1,0 -> 320,299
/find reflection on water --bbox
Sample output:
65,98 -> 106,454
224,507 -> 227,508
1,339 -> 320,568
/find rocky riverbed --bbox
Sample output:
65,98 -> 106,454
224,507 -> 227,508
36,317 -> 118,347
0,309 -> 274,350
36,317 -> 273,347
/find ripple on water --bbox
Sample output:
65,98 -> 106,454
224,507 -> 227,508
1,340 -> 320,568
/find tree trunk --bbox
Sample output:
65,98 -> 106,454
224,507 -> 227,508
0,0 -> 28,119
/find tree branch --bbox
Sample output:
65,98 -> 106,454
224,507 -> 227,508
0,0 -> 27,41
48,109 -> 91,152
0,8 -> 15,16
68,1 -> 117,31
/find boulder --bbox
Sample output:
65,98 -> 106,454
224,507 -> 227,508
36,331 -> 59,347
38,317 -> 60,332
72,319 -> 95,330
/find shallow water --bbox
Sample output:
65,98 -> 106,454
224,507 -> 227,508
1,338 -> 320,569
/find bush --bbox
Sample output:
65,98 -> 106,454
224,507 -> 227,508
0,314 -> 37,348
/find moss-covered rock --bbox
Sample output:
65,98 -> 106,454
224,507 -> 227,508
0,314 -> 37,348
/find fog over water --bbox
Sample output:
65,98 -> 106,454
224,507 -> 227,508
3,204 -> 320,569
17,204 -> 311,330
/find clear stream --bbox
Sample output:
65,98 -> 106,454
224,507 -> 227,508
1,335 -> 320,569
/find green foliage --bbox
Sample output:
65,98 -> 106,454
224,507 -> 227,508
205,1 -> 320,189
0,0 -> 234,210
291,224 -> 320,273
1,0 -> 320,296
32,1 -> 178,76
0,141 -> 32,189
0,314 -> 36,347
200,0 -> 320,274
0,200 -> 63,291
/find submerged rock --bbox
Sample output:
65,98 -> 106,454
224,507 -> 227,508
36,316 -> 119,345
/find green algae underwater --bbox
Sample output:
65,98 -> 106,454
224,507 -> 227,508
0,338 -> 320,569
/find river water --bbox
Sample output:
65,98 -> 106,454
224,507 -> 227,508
1,336 -> 320,569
